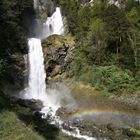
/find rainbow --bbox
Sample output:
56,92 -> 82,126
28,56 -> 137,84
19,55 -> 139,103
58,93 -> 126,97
66,108 -> 140,119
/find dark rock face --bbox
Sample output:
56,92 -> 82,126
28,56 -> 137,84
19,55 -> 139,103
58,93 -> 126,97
56,107 -> 77,119
40,0 -> 56,16
1,53 -> 28,93
21,3 -> 36,37
30,0 -> 56,38
42,35 -> 75,81
35,0 -> 55,17
12,97 -> 43,111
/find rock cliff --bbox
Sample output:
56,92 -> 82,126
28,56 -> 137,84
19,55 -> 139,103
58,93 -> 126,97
42,34 -> 75,81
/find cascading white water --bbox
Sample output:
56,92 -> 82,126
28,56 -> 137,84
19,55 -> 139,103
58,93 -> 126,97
24,38 -> 61,116
26,38 -> 46,100
22,7 -> 64,115
42,7 -> 64,38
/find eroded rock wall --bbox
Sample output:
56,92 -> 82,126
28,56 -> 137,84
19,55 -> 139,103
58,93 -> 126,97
42,35 -> 75,81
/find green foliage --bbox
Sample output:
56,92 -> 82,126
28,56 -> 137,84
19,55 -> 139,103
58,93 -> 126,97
0,92 -> 77,140
135,71 -> 140,88
76,6 -> 93,40
126,7 -> 140,69
86,18 -> 108,64
0,111 -> 45,140
129,128 -> 140,137
70,61 -> 138,94
0,59 -> 7,77
0,0 -> 33,87
102,5 -> 131,42
63,0 -> 140,95
93,66 -> 136,93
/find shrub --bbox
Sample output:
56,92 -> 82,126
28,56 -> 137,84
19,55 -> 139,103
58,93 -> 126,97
70,63 -> 137,94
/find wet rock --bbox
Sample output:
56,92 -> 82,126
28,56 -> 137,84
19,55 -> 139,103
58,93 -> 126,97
107,124 -> 115,132
35,0 -> 55,17
62,121 -> 73,131
116,95 -> 140,112
15,98 -> 43,111
56,107 -> 77,118
40,0 -> 55,16
66,119 -> 135,140
33,111 -> 44,119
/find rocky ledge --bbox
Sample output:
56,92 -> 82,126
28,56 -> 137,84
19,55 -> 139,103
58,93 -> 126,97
11,97 -> 43,111
56,107 -> 140,140
42,34 -> 75,82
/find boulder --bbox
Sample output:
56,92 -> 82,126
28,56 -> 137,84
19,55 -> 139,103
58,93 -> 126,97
39,0 -> 55,16
42,34 -> 75,81
56,107 -> 77,118
14,98 -> 43,111
34,0 -> 55,17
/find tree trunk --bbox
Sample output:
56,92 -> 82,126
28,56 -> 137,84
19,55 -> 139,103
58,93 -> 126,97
116,41 -> 119,63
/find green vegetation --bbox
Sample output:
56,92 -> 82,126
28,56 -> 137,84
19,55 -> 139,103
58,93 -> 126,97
42,34 -> 75,49
0,0 -> 34,88
0,111 -> 45,140
0,92 -> 77,140
0,92 -> 44,140
0,1 -> 77,138
57,0 -> 140,95
70,65 -> 138,94
129,128 -> 140,137
0,0 -> 140,139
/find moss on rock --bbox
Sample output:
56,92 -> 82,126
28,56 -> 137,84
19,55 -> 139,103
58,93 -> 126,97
42,34 -> 75,49
42,34 -> 75,81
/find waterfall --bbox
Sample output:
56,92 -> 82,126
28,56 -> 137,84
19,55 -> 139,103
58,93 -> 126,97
42,7 -> 64,38
24,38 -> 61,115
21,4 -> 95,140
21,7 -> 65,115
26,38 -> 46,100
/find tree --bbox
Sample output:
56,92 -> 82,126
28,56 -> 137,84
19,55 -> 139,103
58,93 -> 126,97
0,0 -> 33,87
127,7 -> 140,69
102,5 -> 131,61
76,6 -> 93,42
85,18 -> 108,65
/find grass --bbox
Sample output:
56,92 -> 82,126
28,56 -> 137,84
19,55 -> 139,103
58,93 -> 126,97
0,111 -> 45,140
0,109 -> 78,140
0,92 -> 78,140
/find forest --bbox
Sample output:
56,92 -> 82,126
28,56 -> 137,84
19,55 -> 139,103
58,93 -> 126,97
57,0 -> 140,95
0,0 -> 34,90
